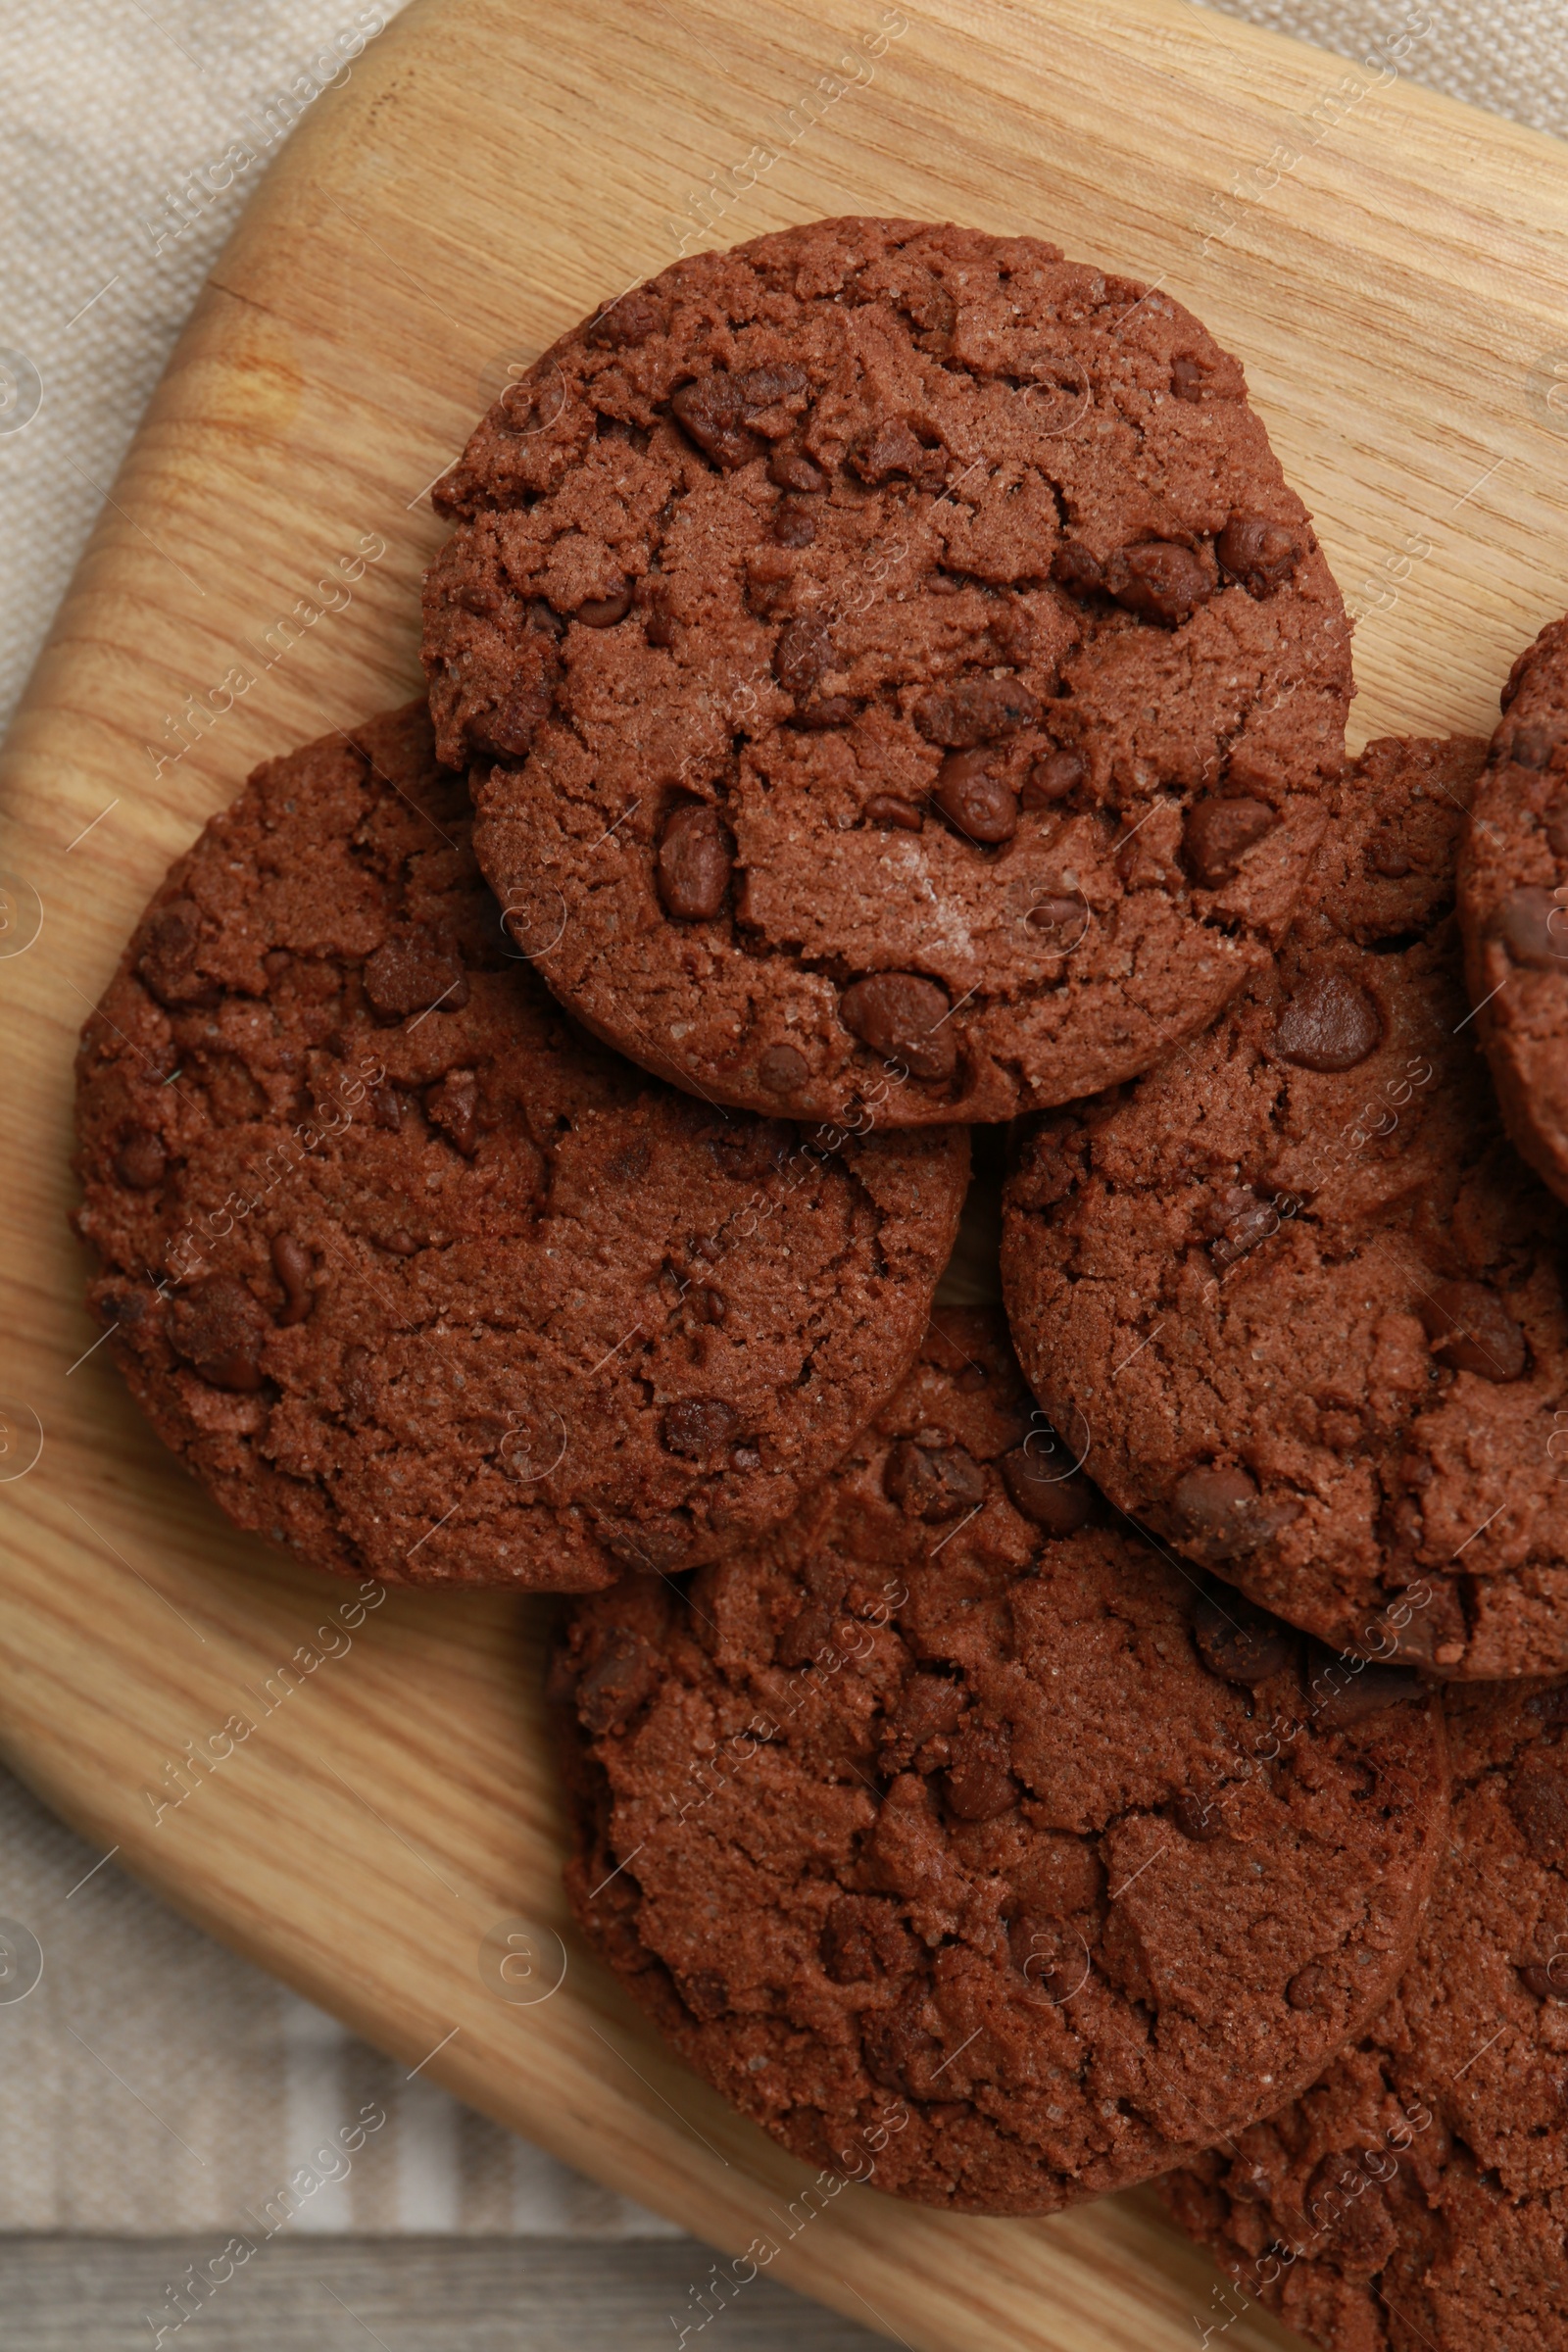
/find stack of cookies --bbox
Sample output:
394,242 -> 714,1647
73,220 -> 1568,2349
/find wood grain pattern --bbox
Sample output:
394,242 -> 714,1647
2,2 -> 1566,2344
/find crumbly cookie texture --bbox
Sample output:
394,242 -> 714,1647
73,703 -> 966,1591
556,1309 -> 1446,2216
1003,734 -> 1568,1680
1459,614 -> 1568,1207
1163,1678 -> 1568,2352
424,216 -> 1352,1128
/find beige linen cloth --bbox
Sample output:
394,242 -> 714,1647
0,0 -> 1559,2235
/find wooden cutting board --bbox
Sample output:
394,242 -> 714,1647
3,1 -> 1566,2342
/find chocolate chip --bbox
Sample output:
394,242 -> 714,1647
914,677 -> 1041,750
426,1068 -> 481,1155
757,1043 -> 808,1096
1519,1959 -> 1568,2000
773,499 -> 817,547
340,1343 -> 376,1422
702,1288 -> 726,1325
1510,725 -> 1559,769
368,1081 -> 402,1133
137,897 -> 211,1008
943,1722 -> 1017,1820
1508,1745 -> 1568,1865
1025,896 -> 1088,952
773,615 -> 832,698
1183,797 -> 1277,887
1416,1279 -> 1528,1382
883,1439 -> 986,1522
797,695 -> 858,731
169,1275 -> 269,1393
364,936 -> 469,1021
1053,543 -> 1105,595
1171,1790 -> 1227,1840
270,1233 -> 314,1327
1203,1185 -> 1281,1275
1192,1587 -> 1292,1685
1368,841 -> 1412,878
587,292 -> 663,348
1022,750 -> 1084,806
1170,355 -> 1207,401
576,1629 -> 658,1732
849,417 -> 945,486
864,793 -> 924,832
1271,971 -> 1384,1071
1492,885 -> 1568,968
575,583 -> 633,627
1103,540 -> 1213,626
114,1127 -> 166,1190
934,750 -> 1017,844
999,1448 -> 1092,1533
657,805 -> 732,920
775,1567 -> 855,1673
1216,514 -> 1301,596
669,373 -> 765,468
735,363 -> 808,411
606,1141 -> 650,1182
661,1396 -> 739,1456
839,972 -> 957,1082
1174,1463 -> 1269,1558
455,579 -> 500,616
1286,1963 -> 1330,2011
768,446 -> 827,494
678,1969 -> 730,2022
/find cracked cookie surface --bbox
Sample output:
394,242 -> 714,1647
423,216 -> 1351,1127
1163,1678 -> 1568,2352
73,703 -> 966,1590
556,1309 -> 1446,2214
1003,735 -> 1568,1679
1459,616 -> 1568,1209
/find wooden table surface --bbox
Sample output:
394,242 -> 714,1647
3,1 -> 1568,2347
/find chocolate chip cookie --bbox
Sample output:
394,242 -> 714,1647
1163,1677 -> 1568,2352
1459,616 -> 1568,1207
424,216 -> 1352,1128
556,1309 -> 1446,2215
73,704 -> 966,1590
1004,733 -> 1568,1679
